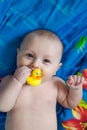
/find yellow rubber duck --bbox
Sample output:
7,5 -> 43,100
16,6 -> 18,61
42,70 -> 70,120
26,68 -> 42,87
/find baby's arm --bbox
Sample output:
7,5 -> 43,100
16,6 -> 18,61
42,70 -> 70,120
57,75 -> 83,108
66,75 -> 83,108
0,66 -> 30,112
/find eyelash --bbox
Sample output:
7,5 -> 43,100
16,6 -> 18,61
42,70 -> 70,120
27,53 -> 34,58
43,59 -> 50,63
26,54 -> 51,64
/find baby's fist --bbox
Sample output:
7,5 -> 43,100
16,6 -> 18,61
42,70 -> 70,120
67,75 -> 84,89
14,66 -> 31,84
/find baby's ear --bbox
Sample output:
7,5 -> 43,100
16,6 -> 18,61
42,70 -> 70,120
54,63 -> 62,75
57,63 -> 62,69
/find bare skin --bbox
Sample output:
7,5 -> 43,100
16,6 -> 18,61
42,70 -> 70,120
4,77 -> 60,130
0,30 -> 83,130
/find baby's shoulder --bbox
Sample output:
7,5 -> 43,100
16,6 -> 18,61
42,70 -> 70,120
0,75 -> 12,88
52,76 -> 66,86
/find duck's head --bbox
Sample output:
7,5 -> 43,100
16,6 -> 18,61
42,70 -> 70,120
31,68 -> 42,80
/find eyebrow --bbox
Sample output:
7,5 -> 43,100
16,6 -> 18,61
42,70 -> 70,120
44,55 -> 55,60
20,49 -> 34,53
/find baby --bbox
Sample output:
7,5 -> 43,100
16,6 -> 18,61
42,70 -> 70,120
0,30 -> 83,130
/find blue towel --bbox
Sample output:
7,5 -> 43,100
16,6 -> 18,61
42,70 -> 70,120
0,0 -> 87,130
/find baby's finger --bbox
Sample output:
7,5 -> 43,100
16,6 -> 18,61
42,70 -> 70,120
67,76 -> 74,86
70,75 -> 80,85
81,76 -> 84,83
21,66 -> 31,74
68,76 -> 74,84
73,75 -> 78,84
75,76 -> 84,85
68,75 -> 78,86
20,66 -> 30,71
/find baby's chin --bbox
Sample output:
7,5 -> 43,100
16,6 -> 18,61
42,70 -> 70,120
41,77 -> 52,83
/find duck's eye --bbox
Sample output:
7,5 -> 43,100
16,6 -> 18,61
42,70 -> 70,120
36,72 -> 38,75
44,59 -> 50,63
27,53 -> 34,58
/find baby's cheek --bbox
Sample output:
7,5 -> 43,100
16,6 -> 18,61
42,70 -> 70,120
42,73 -> 50,81
18,60 -> 29,67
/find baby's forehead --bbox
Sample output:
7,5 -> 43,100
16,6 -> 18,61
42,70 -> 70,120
20,31 -> 63,52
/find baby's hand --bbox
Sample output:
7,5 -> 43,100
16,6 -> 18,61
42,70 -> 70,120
67,75 -> 84,89
14,66 -> 31,84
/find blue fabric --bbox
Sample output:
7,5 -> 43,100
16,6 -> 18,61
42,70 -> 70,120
0,0 -> 87,130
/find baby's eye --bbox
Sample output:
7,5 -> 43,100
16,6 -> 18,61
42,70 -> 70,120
27,53 -> 34,58
43,59 -> 50,63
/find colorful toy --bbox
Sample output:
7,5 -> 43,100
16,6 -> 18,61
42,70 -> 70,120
82,69 -> 87,79
26,68 -> 42,87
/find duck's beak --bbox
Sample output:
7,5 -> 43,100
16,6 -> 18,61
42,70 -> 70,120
36,76 -> 41,80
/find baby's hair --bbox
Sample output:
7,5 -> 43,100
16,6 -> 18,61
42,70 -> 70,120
23,29 -> 61,43
20,29 -> 64,55
27,30 -> 58,39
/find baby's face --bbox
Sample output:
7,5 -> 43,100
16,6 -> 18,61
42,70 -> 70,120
17,36 -> 62,82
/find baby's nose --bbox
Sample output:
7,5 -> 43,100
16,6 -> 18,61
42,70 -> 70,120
31,60 -> 40,69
